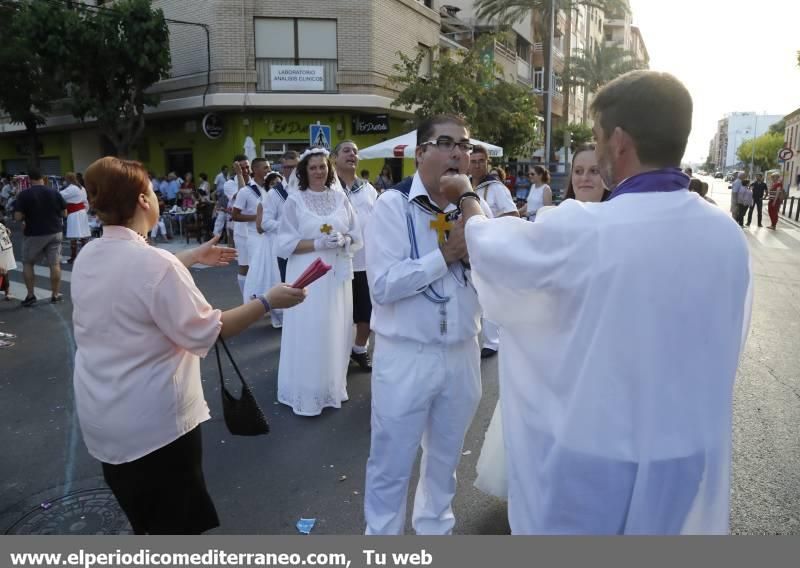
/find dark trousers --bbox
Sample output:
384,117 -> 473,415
735,204 -> 748,227
747,199 -> 763,226
278,257 -> 287,283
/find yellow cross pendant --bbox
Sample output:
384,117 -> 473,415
320,223 -> 333,234
430,213 -> 453,245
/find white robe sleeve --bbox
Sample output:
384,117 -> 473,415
365,194 -> 449,306
275,196 -> 304,258
465,202 -> 597,326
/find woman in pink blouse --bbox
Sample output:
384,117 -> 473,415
72,157 -> 306,534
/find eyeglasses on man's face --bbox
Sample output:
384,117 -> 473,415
421,137 -> 473,153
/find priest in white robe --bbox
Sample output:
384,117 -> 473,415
441,70 -> 753,535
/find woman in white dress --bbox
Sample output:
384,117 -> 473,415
243,172 -> 283,305
474,146 -> 608,500
518,166 -> 552,221
275,148 -> 362,416
60,172 -> 91,263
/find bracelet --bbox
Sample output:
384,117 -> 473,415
252,295 -> 270,313
457,192 -> 480,210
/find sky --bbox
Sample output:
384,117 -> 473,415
629,0 -> 800,164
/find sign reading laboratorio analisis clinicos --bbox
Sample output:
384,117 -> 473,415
271,65 -> 325,91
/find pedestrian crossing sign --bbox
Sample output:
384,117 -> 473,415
309,124 -> 331,150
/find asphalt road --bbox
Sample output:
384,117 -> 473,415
0,181 -> 797,534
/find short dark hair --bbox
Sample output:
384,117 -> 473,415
281,150 -> 299,162
28,167 -> 42,181
360,169 -> 370,178
416,114 -> 469,146
591,70 -> 692,168
266,172 -> 283,186
471,144 -> 489,158
296,152 -> 336,191
333,140 -> 357,155
688,178 -> 703,193
221,165 -> 228,171
251,157 -> 268,169
233,154 -> 248,163
199,172 -> 208,181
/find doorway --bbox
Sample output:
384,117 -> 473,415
165,149 -> 194,178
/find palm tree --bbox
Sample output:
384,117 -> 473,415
568,42 -> 645,120
475,0 -> 630,161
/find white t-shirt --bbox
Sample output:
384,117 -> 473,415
233,183 -> 265,236
214,172 -> 227,193
476,179 -> 518,217
343,179 -> 378,272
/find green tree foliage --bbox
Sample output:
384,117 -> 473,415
0,0 -> 75,169
567,43 -> 645,95
552,122 -> 593,150
390,38 -> 540,157
65,0 -> 171,157
474,0 -> 631,157
768,119 -> 786,135
736,132 -> 784,173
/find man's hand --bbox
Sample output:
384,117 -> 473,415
440,174 -> 472,205
440,217 -> 467,265
232,162 -> 242,177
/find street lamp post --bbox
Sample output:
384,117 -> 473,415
749,113 -> 758,177
543,0 -> 555,173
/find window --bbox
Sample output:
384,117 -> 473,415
254,18 -> 337,91
418,44 -> 432,78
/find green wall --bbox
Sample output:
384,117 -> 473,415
140,110 -> 414,180
0,110 -> 416,179
0,130 -> 74,173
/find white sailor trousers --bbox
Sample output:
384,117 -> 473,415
365,333 -> 481,535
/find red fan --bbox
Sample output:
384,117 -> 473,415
291,257 -> 332,289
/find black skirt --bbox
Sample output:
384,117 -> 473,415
352,270 -> 372,324
102,425 -> 219,535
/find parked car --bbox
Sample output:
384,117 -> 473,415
714,172 -> 724,179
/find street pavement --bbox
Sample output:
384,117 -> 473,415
1,181 -> 798,534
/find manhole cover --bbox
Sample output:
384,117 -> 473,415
4,488 -> 132,535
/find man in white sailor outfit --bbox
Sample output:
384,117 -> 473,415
468,144 -> 519,359
333,140 -> 379,372
364,115 -> 491,535
259,156 -> 293,328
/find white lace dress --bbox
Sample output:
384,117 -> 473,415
274,187 -> 361,416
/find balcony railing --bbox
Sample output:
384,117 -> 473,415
256,58 -> 338,92
533,42 -> 564,61
516,57 -> 532,83
533,69 -> 563,98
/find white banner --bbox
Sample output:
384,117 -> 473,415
270,65 -> 324,91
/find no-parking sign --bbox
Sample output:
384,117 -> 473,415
778,147 -> 794,161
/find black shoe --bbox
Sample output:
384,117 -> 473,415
21,295 -> 37,307
758,224 -> 763,227
481,347 -> 498,359
51,294 -> 64,304
350,350 -> 372,372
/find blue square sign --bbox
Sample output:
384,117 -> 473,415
309,124 -> 331,149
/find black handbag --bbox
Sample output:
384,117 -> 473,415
214,336 -> 270,436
